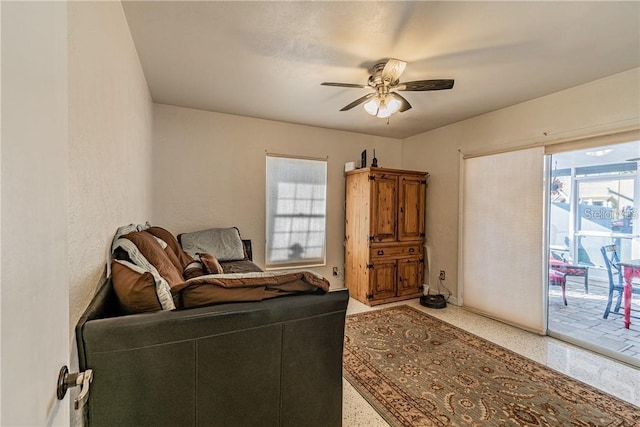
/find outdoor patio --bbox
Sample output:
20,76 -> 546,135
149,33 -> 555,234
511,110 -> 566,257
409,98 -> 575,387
548,276 -> 640,361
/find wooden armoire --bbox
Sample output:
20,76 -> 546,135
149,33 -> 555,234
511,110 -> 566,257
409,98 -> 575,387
345,167 -> 428,306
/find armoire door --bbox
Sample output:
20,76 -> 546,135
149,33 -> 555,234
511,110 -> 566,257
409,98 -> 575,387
369,259 -> 396,300
370,174 -> 398,242
397,257 -> 423,296
398,175 -> 425,241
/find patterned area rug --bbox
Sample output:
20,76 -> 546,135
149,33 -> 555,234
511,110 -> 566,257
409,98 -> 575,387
343,305 -> 640,426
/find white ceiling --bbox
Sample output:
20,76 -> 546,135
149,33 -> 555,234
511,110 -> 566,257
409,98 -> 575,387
122,1 -> 640,140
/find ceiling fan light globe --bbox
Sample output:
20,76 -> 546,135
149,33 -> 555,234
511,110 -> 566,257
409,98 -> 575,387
377,104 -> 392,118
387,98 -> 402,114
364,98 -> 380,116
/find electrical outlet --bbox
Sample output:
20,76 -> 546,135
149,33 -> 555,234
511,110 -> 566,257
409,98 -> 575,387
439,270 -> 446,281
333,267 -> 339,276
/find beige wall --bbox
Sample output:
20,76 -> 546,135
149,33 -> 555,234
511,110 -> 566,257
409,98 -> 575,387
402,68 -> 640,303
152,104 -> 402,288
68,1 -> 153,424
68,1 -> 153,332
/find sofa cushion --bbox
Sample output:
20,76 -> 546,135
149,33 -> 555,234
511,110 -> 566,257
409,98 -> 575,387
123,231 -> 185,286
199,253 -> 224,274
163,244 -> 186,275
179,282 -> 267,309
184,261 -> 206,280
147,226 -> 195,269
111,260 -> 162,314
180,227 -> 245,261
220,259 -> 264,274
110,222 -> 150,255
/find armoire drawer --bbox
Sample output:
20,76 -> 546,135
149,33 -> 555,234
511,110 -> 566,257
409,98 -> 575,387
370,245 -> 421,259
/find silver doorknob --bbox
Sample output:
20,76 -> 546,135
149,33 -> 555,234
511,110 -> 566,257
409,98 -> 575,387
57,365 -> 93,410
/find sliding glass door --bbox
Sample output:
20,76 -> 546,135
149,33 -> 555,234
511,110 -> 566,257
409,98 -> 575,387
547,140 -> 640,366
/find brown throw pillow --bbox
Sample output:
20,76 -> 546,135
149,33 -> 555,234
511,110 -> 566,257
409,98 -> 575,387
122,231 -> 185,286
199,253 -> 224,274
162,244 -> 184,275
146,226 -> 195,268
111,261 -> 161,314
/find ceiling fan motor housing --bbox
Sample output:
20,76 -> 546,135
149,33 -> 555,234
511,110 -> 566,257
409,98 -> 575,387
368,61 -> 401,88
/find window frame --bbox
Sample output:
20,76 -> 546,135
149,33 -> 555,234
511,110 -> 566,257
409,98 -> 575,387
265,153 -> 328,270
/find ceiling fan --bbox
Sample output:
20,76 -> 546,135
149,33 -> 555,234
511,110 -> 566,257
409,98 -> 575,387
321,58 -> 454,119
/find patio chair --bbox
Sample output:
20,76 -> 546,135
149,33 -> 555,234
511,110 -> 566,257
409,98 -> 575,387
600,244 -> 640,319
549,252 -> 589,293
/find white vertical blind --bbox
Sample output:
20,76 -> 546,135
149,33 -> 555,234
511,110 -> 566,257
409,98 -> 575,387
265,155 -> 327,269
461,147 -> 545,333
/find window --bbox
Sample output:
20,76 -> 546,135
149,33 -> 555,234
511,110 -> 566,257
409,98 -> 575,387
265,154 -> 327,269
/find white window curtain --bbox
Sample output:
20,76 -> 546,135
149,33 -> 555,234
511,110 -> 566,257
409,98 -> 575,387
265,154 -> 327,269
461,147 -> 545,333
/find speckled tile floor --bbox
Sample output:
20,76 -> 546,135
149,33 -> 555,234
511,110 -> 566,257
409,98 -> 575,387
342,297 -> 640,427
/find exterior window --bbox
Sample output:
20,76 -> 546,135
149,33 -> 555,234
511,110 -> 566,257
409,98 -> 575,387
265,155 -> 327,269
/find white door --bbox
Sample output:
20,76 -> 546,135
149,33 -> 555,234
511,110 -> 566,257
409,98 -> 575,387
1,2 -> 70,425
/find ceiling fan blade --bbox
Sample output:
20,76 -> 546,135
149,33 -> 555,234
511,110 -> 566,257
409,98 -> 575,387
340,93 -> 375,111
397,79 -> 455,91
321,82 -> 369,89
390,92 -> 412,112
381,58 -> 407,85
